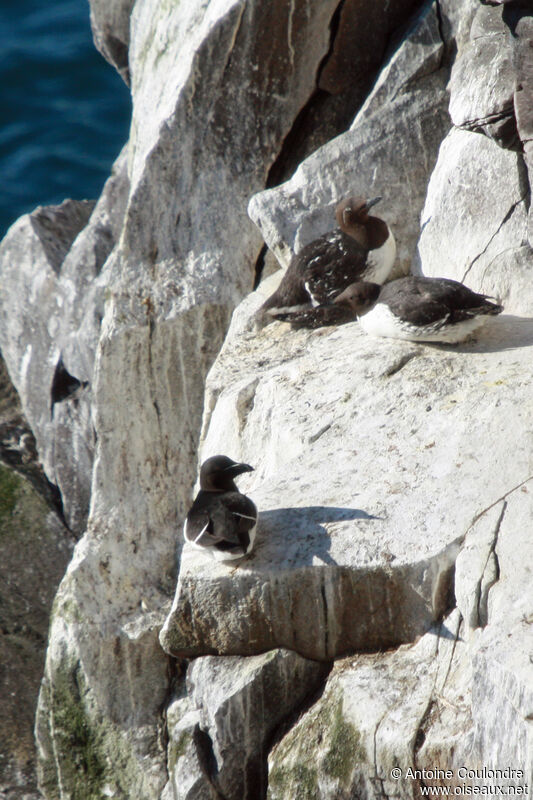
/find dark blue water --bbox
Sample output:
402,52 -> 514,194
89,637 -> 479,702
0,0 -> 131,238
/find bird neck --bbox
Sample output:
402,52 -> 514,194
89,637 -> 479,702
341,221 -> 369,248
201,478 -> 238,492
365,217 -> 389,249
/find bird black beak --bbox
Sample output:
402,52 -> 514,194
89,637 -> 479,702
365,196 -> 382,211
235,463 -> 254,474
226,462 -> 254,476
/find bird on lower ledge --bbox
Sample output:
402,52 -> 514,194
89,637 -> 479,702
183,455 -> 257,562
332,276 -> 503,343
258,195 -> 396,325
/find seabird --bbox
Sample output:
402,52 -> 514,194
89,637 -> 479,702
259,196 -> 396,322
333,276 -> 503,343
183,455 -> 257,562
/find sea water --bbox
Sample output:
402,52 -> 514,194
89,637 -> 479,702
0,0 -> 131,237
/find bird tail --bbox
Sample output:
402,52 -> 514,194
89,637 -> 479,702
267,304 -> 356,329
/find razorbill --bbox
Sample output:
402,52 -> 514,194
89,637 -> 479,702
333,276 -> 503,343
183,455 -> 257,562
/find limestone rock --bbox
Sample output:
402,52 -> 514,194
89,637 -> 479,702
0,149 -> 130,535
58,146 -> 130,384
164,650 -> 329,800
248,1 -> 450,278
269,490 -> 533,799
318,0 -> 424,97
0,199 -> 94,534
264,352 -> 533,799
89,0 -> 134,83
266,0 -> 427,183
508,8 -> 533,246
3,0 -> 530,796
161,271 -> 533,663
266,623 -> 453,800
36,1 -> 377,796
438,0 -> 479,61
0,355 -> 61,516
415,128 -> 533,314
449,4 -> 518,148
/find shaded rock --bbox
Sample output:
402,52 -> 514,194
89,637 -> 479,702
449,4 -> 519,148
164,650 -> 329,800
249,0 -> 450,279
507,7 -> 533,246
0,199 -> 94,534
0,355 -> 61,517
266,0 -> 428,186
267,616 -> 462,800
0,467 -> 71,800
0,149 -> 130,534
438,0 -> 480,63
161,271 -> 533,663
269,484 -> 533,798
318,0 -> 424,96
89,0 -> 134,84
415,128 -> 533,313
162,696 -> 212,800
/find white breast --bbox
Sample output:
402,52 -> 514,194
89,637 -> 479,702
365,230 -> 396,284
359,303 -> 490,343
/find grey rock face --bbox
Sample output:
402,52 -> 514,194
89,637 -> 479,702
508,8 -> 533,246
415,127 -> 532,312
2,0 -> 530,796
0,149 -> 130,535
161,272 -> 533,665
249,1 -> 450,277
267,480 -> 533,798
449,4 -> 518,148
164,650 -> 329,800
89,0 -> 134,83
0,199 -> 94,534
36,0 -> 387,797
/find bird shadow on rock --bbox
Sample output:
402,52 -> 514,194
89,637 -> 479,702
427,314 -> 533,354
252,505 -> 379,569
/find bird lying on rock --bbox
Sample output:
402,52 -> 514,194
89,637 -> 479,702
331,276 -> 503,343
183,455 -> 257,562
258,195 -> 396,324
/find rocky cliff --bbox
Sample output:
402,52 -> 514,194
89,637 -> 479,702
1,0 -> 532,798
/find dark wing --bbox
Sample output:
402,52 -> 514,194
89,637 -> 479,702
184,494 -> 241,548
260,229 -> 369,314
215,492 -> 257,553
268,303 -> 356,329
380,277 -> 502,327
260,258 -> 309,313
301,231 -> 369,305
184,491 -> 257,554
